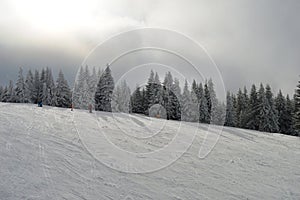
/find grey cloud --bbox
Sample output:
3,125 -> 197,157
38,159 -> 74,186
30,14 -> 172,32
0,0 -> 299,96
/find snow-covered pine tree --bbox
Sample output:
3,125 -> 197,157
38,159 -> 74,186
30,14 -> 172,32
0,86 -> 3,101
225,91 -> 235,127
285,95 -> 295,135
199,89 -> 210,124
214,101 -> 226,125
162,72 -> 174,120
208,79 -> 218,124
153,72 -> 163,104
265,84 -> 279,132
33,70 -> 40,104
181,80 -> 196,122
275,90 -> 287,134
236,88 -> 248,128
38,68 -> 46,103
231,93 -> 238,127
172,78 -> 182,120
258,87 -> 272,132
112,80 -> 131,113
294,78 -> 300,135
246,84 -> 259,130
14,67 -> 25,103
131,86 -> 144,114
45,67 -> 55,106
191,80 -> 201,102
204,81 -> 211,122
141,88 -> 148,114
1,86 -> 9,102
8,80 -> 15,103
145,70 -> 155,115
190,87 -> 200,122
257,84 -> 278,132
55,70 -> 71,108
94,64 -> 114,112
89,66 -> 98,106
24,69 -> 34,103
73,66 -> 85,109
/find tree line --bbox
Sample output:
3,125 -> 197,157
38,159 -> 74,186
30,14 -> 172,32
0,65 -> 299,136
0,67 -> 72,108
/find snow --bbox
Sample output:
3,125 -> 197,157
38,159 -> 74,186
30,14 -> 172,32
0,103 -> 300,199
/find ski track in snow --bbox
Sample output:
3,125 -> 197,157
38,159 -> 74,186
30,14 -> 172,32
0,103 -> 300,200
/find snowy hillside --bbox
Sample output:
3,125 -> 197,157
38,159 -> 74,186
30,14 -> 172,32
0,103 -> 300,199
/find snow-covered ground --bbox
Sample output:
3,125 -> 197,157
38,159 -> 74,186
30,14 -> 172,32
0,103 -> 300,200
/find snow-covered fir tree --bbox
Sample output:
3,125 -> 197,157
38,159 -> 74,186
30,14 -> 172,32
44,67 -> 55,106
162,72 -> 181,120
24,69 -> 34,103
55,70 -> 71,108
112,80 -> 131,113
1,86 -> 9,102
199,90 -> 210,123
0,86 -> 3,101
246,84 -> 259,130
95,65 -> 114,112
225,91 -> 235,127
131,86 -> 144,114
294,78 -> 300,135
145,70 -> 163,114
181,80 -> 198,122
285,95 -> 295,135
14,67 -> 25,103
265,84 -> 279,132
235,88 -> 248,128
33,70 -> 40,104
8,80 -> 15,103
275,90 -> 287,134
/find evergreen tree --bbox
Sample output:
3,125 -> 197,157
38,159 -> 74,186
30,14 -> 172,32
257,84 -> 278,132
1,86 -> 9,102
246,84 -> 259,130
236,88 -> 247,128
204,82 -> 211,122
112,80 -> 131,113
199,91 -> 210,123
8,80 -> 15,103
95,65 -> 114,112
14,67 -> 25,103
131,86 -> 144,114
45,67 -> 55,105
163,72 -> 180,120
275,90 -> 287,134
181,80 -> 198,122
33,70 -> 41,104
39,68 -> 46,102
225,92 -> 235,127
285,95 -> 295,135
171,78 -> 182,120
145,70 -> 155,114
55,70 -> 71,108
265,84 -> 279,132
294,78 -> 300,135
208,79 -> 218,124
0,86 -> 3,102
24,69 -> 34,103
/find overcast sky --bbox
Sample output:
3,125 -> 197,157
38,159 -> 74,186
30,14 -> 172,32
0,0 -> 299,96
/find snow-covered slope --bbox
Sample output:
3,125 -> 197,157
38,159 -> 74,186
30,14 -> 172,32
0,103 -> 299,200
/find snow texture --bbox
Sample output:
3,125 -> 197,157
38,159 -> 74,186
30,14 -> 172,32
0,103 -> 300,199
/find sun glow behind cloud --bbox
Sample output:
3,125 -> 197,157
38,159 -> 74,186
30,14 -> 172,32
12,0 -> 98,34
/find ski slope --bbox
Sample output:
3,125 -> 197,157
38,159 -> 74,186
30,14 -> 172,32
0,103 -> 300,200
